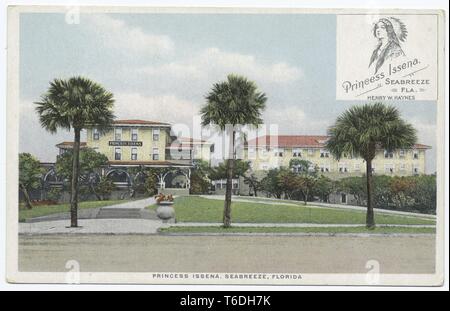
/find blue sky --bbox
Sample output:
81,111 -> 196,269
18,12 -> 436,172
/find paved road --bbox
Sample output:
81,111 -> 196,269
18,235 -> 435,274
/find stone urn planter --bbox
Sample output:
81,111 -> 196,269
155,194 -> 175,223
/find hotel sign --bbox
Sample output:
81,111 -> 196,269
109,141 -> 143,146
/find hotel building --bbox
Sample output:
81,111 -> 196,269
243,135 -> 430,177
54,119 -> 213,195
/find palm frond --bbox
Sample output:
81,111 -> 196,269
35,76 -> 115,133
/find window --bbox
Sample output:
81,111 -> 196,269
338,163 -> 348,173
384,150 -> 394,158
384,164 -> 394,174
131,147 -> 137,160
292,148 -> 302,157
152,147 -> 159,160
273,148 -> 284,157
307,149 -> 314,156
320,149 -> 330,158
371,165 -> 376,173
413,150 -> 419,159
354,163 -> 361,172
114,147 -> 121,160
114,128 -> 122,141
153,128 -> 160,141
399,149 -> 406,158
131,128 -> 138,141
400,163 -> 406,172
413,165 -> 420,175
320,164 -> 330,173
93,128 -> 99,140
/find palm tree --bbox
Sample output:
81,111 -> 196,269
326,102 -> 416,229
35,77 -> 115,227
201,74 -> 267,227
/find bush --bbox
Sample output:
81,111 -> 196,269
46,187 -> 62,202
95,177 -> 116,200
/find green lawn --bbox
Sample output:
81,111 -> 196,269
19,200 -> 126,222
160,226 -> 436,234
154,196 -> 435,225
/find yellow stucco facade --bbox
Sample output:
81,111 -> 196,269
244,144 -> 429,178
86,125 -> 170,162
83,120 -> 213,164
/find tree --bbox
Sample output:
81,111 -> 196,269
372,175 -> 394,209
35,77 -> 115,227
411,175 -> 436,214
19,153 -> 43,209
201,74 -> 267,227
338,177 -> 366,206
260,168 -> 285,199
94,177 -> 116,200
296,175 -> 318,204
326,103 -> 416,229
190,160 -> 211,194
55,148 -> 109,200
243,173 -> 262,196
209,160 -> 250,180
288,159 -> 318,204
313,175 -> 334,203
390,176 -> 416,209
289,159 -> 316,174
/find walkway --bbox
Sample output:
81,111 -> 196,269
170,222 -> 435,228
100,197 -> 156,209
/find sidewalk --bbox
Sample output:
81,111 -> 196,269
101,197 -> 156,209
170,222 -> 435,228
19,218 -> 168,235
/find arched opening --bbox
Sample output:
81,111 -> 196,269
106,169 -> 132,187
165,171 -> 189,189
43,169 -> 62,184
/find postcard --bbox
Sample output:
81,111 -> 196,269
6,6 -> 446,286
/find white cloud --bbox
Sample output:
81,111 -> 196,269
19,100 -> 78,162
113,92 -> 199,126
263,106 -> 328,135
407,118 -> 437,174
139,47 -> 302,85
85,14 -> 174,56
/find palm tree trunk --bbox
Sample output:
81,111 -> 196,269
19,183 -> 33,209
70,129 -> 81,227
223,130 -> 235,228
366,159 -> 375,229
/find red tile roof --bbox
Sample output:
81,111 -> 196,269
413,143 -> 432,149
108,160 -> 191,167
178,137 -> 209,144
246,135 -> 328,148
113,119 -> 170,126
56,142 -> 87,148
246,135 -> 431,149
